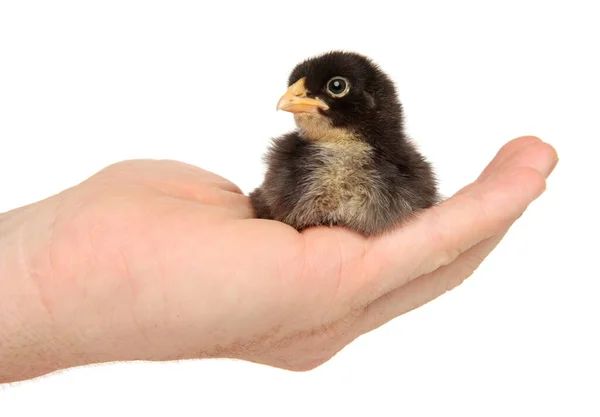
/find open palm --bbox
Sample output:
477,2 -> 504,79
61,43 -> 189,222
42,136 -> 556,372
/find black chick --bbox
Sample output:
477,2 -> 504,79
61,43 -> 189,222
250,51 -> 439,236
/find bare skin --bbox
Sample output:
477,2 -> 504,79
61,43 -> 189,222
0,136 -> 558,384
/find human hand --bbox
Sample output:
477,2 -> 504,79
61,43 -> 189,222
0,136 -> 557,382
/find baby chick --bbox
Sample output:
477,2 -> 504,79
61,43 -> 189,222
250,51 -> 439,236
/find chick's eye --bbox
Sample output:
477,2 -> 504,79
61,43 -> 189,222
326,77 -> 350,97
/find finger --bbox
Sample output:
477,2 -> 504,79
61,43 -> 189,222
359,139 -> 557,306
456,136 -> 554,197
97,159 -> 245,198
194,187 -> 254,219
477,136 -> 546,182
355,229 -> 509,335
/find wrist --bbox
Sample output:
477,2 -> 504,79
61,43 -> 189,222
0,196 -> 95,382
0,187 -> 223,383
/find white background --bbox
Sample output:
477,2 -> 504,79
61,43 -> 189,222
1,1 -> 598,416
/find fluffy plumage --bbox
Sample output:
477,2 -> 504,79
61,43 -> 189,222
250,51 -> 439,236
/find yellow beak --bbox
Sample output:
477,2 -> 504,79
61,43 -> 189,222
276,77 -> 329,113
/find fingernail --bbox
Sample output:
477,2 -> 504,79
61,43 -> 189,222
538,144 -> 559,178
549,156 -> 559,176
